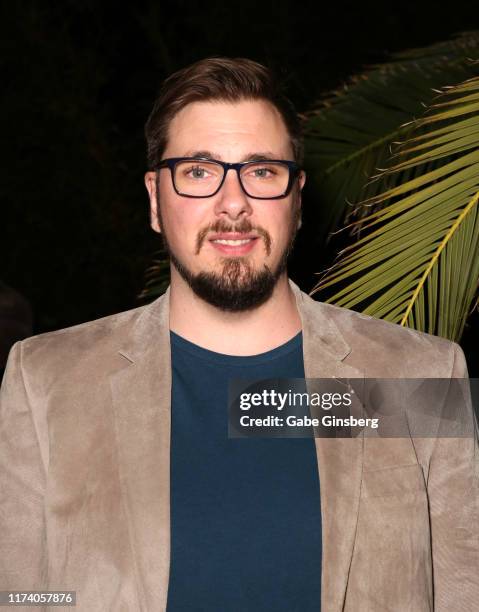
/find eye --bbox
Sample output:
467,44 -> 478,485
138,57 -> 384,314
179,160 -> 223,181
246,164 -> 279,179
186,165 -> 210,179
254,167 -> 271,177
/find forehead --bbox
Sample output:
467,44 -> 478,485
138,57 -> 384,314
164,98 -> 293,159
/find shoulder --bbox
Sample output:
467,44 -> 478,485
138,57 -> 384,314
21,302 -> 147,351
301,291 -> 466,378
6,298 -> 161,389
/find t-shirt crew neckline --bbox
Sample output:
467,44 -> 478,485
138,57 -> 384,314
169,329 -> 303,366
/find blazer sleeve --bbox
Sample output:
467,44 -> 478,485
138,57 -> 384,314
428,342 -> 479,611
0,340 -> 48,593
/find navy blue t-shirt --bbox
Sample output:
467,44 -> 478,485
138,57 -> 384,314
166,330 -> 322,611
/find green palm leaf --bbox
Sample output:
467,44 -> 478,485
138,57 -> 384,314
311,74 -> 479,342
137,249 -> 171,302
303,31 -> 479,247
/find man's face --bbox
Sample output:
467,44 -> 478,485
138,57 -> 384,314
144,98 -> 306,311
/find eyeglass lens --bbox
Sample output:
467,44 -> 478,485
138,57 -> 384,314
173,160 -> 290,197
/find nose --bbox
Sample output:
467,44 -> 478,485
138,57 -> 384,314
213,167 -> 253,220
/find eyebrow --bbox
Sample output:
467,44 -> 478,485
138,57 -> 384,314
183,150 -> 282,162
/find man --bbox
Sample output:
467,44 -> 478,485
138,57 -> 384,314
1,57 -> 478,611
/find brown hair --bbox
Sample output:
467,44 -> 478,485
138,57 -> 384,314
144,57 -> 304,169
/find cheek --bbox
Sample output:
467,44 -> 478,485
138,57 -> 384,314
268,208 -> 296,241
161,202 -> 209,246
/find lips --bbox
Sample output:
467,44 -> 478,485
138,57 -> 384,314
208,233 -> 259,255
209,233 -> 258,241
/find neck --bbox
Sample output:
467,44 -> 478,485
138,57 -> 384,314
168,272 -> 302,355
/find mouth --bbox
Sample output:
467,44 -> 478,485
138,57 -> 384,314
209,233 -> 259,256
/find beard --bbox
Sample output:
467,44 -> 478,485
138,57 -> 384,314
155,181 -> 301,312
170,254 -> 283,312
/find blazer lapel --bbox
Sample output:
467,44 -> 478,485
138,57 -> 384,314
109,287 -> 172,611
290,280 -> 365,612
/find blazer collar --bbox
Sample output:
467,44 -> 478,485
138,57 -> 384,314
119,278 -> 356,367
110,279 -> 364,611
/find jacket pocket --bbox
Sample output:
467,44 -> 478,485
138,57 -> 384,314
361,463 -> 425,498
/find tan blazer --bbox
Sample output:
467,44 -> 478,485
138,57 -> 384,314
1,279 -> 478,611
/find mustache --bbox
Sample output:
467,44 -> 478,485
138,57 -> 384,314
196,218 -> 271,255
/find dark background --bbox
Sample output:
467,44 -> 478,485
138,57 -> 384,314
1,1 -> 478,372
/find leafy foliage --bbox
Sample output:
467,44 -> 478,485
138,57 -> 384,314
137,249 -> 171,303
312,73 -> 479,341
303,31 -> 479,247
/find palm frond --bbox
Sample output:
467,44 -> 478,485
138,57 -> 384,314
137,249 -> 170,302
304,31 -> 479,246
311,74 -> 479,342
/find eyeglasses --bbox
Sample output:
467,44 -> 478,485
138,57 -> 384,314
155,157 -> 302,199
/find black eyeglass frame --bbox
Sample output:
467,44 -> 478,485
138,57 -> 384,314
155,156 -> 302,199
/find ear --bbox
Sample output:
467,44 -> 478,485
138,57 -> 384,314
299,170 -> 306,191
144,171 -> 161,233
